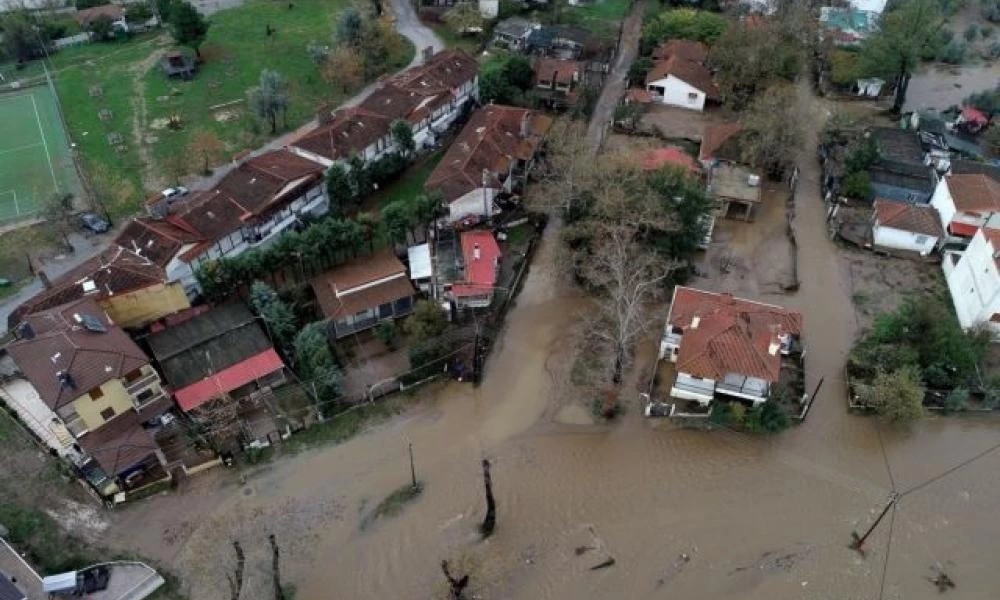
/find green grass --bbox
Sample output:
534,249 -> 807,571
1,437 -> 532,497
559,0 -> 632,37
282,398 -> 408,453
504,223 -> 533,248
50,1 -> 414,218
0,84 -> 82,221
430,23 -> 484,54
0,222 -> 63,280
359,481 -> 424,530
365,150 -> 445,211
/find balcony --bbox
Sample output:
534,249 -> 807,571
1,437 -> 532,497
125,373 -> 160,396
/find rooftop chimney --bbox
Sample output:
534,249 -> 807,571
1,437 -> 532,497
473,243 -> 481,260
768,339 -> 780,356
690,315 -> 700,329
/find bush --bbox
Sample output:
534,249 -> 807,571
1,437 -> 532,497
641,8 -> 729,51
871,366 -> 925,423
965,24 -> 979,41
628,57 -> 654,85
937,41 -> 967,64
943,388 -> 970,413
841,171 -> 872,200
404,338 -> 455,384
375,321 -> 397,348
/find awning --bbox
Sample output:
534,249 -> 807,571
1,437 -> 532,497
407,244 -> 432,280
949,221 -> 979,237
173,348 -> 285,411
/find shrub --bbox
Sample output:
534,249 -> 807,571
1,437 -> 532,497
943,388 -> 970,413
871,366 -> 925,423
375,321 -> 397,348
841,171 -> 872,200
729,402 -> 747,425
965,24 -> 979,42
937,41 -> 967,65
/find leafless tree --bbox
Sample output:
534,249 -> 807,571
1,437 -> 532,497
268,534 -> 286,600
440,560 -> 469,599
531,121 -> 598,214
226,541 -> 246,600
196,395 -> 247,452
479,459 -> 496,538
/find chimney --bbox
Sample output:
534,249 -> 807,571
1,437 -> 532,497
768,339 -> 780,356
690,315 -> 700,329
473,243 -> 481,260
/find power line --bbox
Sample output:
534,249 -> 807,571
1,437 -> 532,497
899,440 -> 1000,498
875,422 -> 896,491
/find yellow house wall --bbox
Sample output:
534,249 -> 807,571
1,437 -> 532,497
73,378 -> 134,431
101,283 -> 190,329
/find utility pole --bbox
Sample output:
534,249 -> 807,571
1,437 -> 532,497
408,442 -> 417,489
850,492 -> 899,555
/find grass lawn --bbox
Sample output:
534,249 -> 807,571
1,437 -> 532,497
51,1 -> 414,219
363,149 -> 445,212
430,22 -> 484,54
559,0 -> 631,37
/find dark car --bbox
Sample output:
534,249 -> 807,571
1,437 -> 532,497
80,212 -> 110,234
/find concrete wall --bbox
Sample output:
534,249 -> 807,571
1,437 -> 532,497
74,378 -> 136,431
647,76 -> 706,112
944,229 -> 1000,330
872,224 -> 938,255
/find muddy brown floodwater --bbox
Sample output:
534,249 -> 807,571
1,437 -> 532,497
104,79 -> 1000,600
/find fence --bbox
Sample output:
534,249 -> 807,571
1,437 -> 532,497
53,32 -> 93,49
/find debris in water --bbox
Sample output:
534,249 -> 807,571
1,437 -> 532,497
575,545 -> 594,556
928,565 -> 956,592
590,557 -> 615,571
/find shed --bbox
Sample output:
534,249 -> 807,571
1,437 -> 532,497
709,163 -> 762,221
408,243 -> 433,292
160,51 -> 196,80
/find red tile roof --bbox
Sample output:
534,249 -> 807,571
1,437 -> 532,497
642,146 -> 700,174
947,173 -> 1000,213
651,39 -> 708,63
425,105 -> 553,202
311,250 -> 415,320
961,105 -> 989,125
114,217 -> 203,267
292,107 -> 393,162
74,4 -> 123,26
6,298 -> 150,410
948,221 -> 980,238
699,122 -> 743,162
76,411 -> 160,476
454,230 -> 501,296
211,149 -> 324,218
669,287 -> 802,383
533,57 -> 583,86
873,199 -> 943,238
173,348 -> 285,412
645,54 -> 719,98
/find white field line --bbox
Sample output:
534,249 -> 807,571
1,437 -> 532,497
0,142 -> 44,157
30,94 -> 59,192
0,189 -> 18,216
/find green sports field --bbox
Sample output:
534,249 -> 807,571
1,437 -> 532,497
0,83 -> 82,222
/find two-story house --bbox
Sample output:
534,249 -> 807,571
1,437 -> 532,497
425,104 -> 553,222
451,230 -> 502,309
658,287 -> 803,406
943,227 -> 1000,336
930,172 -> 1000,246
0,298 -> 170,496
7,245 -> 190,332
533,57 -> 585,109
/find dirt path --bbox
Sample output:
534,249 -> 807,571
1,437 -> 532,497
128,36 -> 170,192
585,0 -> 649,152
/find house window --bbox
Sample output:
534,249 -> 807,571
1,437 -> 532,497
100,407 -> 115,420
914,235 -> 928,244
687,92 -> 698,102
89,387 -> 104,400
124,368 -> 143,383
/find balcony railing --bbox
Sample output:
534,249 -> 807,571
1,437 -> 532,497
125,373 -> 160,395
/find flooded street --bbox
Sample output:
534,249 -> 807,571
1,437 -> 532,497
104,82 -> 1000,600
903,61 -> 1000,113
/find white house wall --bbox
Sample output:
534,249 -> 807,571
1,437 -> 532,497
647,75 -> 706,111
449,187 -> 500,222
930,178 -> 956,230
944,230 -> 1000,330
872,224 -> 938,255
0,379 -> 80,460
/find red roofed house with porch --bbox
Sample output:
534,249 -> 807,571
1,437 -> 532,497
929,172 -> 1000,245
452,230 -> 502,309
943,227 -> 1000,337
658,287 -> 803,406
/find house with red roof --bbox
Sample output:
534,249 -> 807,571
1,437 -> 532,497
644,42 -> 718,112
955,106 -> 990,134
452,230 -> 502,309
929,172 -> 1000,244
943,227 -> 1000,336
871,198 -> 944,256
658,287 -> 803,406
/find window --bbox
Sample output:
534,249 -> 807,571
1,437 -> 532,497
89,387 -> 104,400
100,407 -> 115,420
687,92 -> 698,102
914,235 -> 928,244
124,368 -> 143,383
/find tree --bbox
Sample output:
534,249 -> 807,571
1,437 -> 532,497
443,2 -> 484,33
739,83 -> 803,178
841,171 -> 872,200
870,366 -> 925,423
335,7 -> 364,47
479,54 -> 534,105
390,119 -> 415,158
250,281 -> 297,350
381,200 -> 411,246
325,163 -> 354,215
39,193 -> 74,249
248,70 -> 290,134
0,11 -> 47,63
861,0 -> 945,113
294,322 -> 342,400
943,388 -> 969,413
357,18 -> 408,78
322,45 -> 364,92
375,321 -> 397,348
479,459 -> 496,538
154,0 -> 177,20
168,0 -> 210,58
404,300 -> 447,341
641,8 -> 728,51
829,50 -> 865,87
710,22 -> 802,109
627,57 -> 654,86
188,129 -> 225,174
87,15 -> 115,40
126,2 -> 155,23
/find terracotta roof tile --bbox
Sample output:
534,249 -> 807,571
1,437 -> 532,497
651,39 -> 708,63
946,173 -> 1000,213
645,55 -> 719,98
873,198 -> 943,238
533,57 -> 584,86
669,287 -> 802,383
114,217 -> 203,267
311,250 -> 415,320
76,411 -> 160,476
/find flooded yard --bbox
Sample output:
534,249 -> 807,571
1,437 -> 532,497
94,81 -> 1000,600
903,61 -> 1000,113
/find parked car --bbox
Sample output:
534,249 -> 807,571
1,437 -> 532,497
79,212 -> 110,233
161,186 -> 190,202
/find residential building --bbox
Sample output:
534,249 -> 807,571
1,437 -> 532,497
492,16 -> 540,51
312,249 -> 418,338
1,298 -> 170,496
644,44 -> 718,111
867,128 -> 937,203
929,173 -> 1000,244
291,49 -> 479,164
114,216 -> 205,297
819,5 -> 880,46
408,243 -> 434,293
708,162 -> 762,221
533,57 -> 585,109
147,303 -> 287,413
524,25 -> 604,60
425,104 -> 553,222
7,246 -> 190,331
452,230 -> 501,309
74,4 -> 127,32
698,122 -> 743,166
658,287 -> 803,406
871,198 -> 943,255
943,227 -> 1000,336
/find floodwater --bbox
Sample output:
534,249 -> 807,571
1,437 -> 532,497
106,81 -> 1000,600
904,61 -> 1000,113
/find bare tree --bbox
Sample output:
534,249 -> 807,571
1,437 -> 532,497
188,129 -> 226,175
268,534 -> 286,600
532,121 -> 598,215
479,459 -> 496,538
227,540 -> 246,600
440,560 -> 469,599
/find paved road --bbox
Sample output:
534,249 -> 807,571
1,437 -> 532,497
190,0 -> 444,192
585,0 -> 648,152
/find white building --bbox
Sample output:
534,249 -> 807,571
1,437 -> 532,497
943,228 -> 1000,337
644,55 -> 718,112
871,198 -> 943,256
929,173 -> 1000,245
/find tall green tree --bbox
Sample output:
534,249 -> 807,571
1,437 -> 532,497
641,8 -> 728,51
325,163 -> 354,215
739,83 -> 804,178
294,322 -> 342,400
248,69 -> 290,134
404,300 -> 447,341
391,119 -> 415,158
167,0 -> 210,58
335,7 -> 364,47
861,0 -> 945,113
0,11 -> 46,63
249,281 -> 297,350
